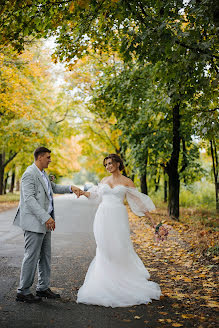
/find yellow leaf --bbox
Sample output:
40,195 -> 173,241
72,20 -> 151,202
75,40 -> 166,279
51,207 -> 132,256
172,304 -> 180,308
134,316 -> 141,319
69,1 -> 74,12
206,301 -> 219,308
183,277 -> 192,282
212,256 -> 219,262
182,314 -> 196,319
159,312 -> 168,315
172,323 -> 183,327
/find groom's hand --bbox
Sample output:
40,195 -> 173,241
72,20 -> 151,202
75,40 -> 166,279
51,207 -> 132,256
71,186 -> 82,198
46,217 -> 55,231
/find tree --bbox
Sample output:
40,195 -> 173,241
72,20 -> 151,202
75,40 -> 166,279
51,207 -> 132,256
0,44 -> 82,193
52,0 -> 219,218
195,106 -> 219,212
1,0 -> 217,217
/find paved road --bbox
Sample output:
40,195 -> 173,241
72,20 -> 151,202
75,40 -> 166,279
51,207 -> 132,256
0,195 -> 168,328
0,195 -> 97,299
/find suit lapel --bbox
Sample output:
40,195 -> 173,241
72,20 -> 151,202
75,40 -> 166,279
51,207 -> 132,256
44,171 -> 53,196
31,164 -> 50,199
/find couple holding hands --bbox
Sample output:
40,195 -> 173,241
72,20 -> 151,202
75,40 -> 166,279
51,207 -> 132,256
14,146 -> 161,307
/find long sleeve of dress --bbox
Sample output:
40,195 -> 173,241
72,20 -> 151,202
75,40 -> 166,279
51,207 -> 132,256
88,185 -> 102,204
126,187 -> 155,216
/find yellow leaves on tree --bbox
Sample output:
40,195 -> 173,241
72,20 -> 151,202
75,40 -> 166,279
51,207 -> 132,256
0,47 -> 47,121
48,136 -> 81,178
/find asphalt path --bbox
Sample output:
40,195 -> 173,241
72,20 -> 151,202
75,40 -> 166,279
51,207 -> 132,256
0,195 -> 166,328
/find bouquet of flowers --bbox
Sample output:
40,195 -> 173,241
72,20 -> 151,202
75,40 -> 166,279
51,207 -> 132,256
154,221 -> 172,242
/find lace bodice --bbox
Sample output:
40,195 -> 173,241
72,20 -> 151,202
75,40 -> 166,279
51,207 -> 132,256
89,183 -> 155,215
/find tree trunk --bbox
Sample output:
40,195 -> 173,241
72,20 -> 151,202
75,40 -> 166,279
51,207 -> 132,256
3,172 -> 9,194
140,173 -> 148,194
16,179 -> 20,191
140,152 -> 148,194
164,174 -> 168,203
0,151 -> 18,195
210,139 -> 218,212
167,103 -> 181,219
10,169 -> 15,193
168,169 -> 180,219
180,138 -> 188,184
0,153 -> 5,195
154,172 -> 160,192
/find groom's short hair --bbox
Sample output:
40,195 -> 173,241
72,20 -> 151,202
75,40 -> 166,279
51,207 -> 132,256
34,147 -> 51,160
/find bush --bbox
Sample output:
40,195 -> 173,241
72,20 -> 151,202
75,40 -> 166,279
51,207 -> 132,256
151,180 -> 216,211
179,181 -> 215,210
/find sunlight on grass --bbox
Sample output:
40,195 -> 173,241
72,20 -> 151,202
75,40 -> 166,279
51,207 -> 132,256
0,193 -> 20,203
151,181 -> 216,211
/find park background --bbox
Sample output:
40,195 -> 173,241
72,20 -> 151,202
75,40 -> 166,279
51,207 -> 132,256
0,0 -> 218,259
0,1 -> 218,327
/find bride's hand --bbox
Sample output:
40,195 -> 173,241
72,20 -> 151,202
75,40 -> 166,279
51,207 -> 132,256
81,191 -> 90,198
74,190 -> 90,198
71,186 -> 83,198
144,212 -> 156,227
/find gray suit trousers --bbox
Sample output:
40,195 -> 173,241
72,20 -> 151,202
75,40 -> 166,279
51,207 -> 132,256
17,231 -> 51,295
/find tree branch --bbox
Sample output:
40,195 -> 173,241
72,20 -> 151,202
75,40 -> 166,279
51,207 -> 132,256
55,108 -> 69,124
195,107 -> 219,113
175,40 -> 219,60
125,0 -> 219,61
3,152 -> 18,168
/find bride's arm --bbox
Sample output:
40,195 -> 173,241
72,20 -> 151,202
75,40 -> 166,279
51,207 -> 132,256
126,179 -> 156,226
82,177 -> 107,198
80,184 -> 102,201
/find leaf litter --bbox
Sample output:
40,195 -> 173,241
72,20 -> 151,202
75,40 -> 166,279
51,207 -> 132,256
125,206 -> 218,327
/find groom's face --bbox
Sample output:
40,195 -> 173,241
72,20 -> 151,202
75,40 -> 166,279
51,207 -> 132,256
39,152 -> 51,169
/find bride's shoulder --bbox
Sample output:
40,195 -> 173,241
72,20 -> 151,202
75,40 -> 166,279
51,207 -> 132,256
122,176 -> 135,188
100,177 -> 109,184
99,177 -> 111,186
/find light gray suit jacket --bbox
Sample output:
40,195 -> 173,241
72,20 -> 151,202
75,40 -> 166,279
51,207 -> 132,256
13,163 -> 71,233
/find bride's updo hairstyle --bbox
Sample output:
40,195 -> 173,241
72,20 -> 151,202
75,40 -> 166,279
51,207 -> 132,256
103,154 -> 125,171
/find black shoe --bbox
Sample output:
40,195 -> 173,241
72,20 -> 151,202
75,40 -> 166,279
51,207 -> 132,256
16,293 -> 42,303
36,288 -> 61,299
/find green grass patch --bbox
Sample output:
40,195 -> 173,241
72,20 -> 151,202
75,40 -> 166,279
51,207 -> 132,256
0,192 -> 20,203
151,180 -> 216,211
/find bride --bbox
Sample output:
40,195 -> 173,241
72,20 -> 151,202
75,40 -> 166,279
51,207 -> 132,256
77,154 -> 162,307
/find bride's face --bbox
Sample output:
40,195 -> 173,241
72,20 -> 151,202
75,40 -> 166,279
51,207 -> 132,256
104,159 -> 119,173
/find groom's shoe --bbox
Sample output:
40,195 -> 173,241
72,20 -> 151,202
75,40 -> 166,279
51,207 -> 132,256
16,293 -> 42,303
36,288 -> 61,299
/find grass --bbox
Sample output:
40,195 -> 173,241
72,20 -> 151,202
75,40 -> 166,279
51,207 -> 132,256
151,180 -> 217,211
0,192 -> 20,203
150,181 -> 218,258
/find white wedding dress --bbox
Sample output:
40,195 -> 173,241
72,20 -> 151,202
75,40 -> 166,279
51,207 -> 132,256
76,183 -> 162,307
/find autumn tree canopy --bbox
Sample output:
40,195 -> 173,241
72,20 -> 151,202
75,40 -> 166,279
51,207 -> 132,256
0,0 -> 218,216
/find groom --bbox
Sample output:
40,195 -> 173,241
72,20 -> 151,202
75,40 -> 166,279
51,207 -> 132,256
14,146 -> 81,303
